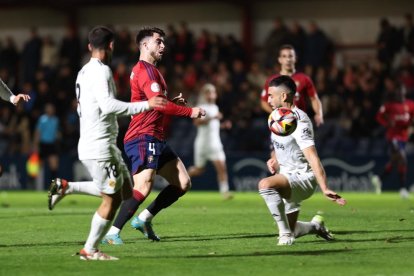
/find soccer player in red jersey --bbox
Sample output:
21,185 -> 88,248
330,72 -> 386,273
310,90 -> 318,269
373,85 -> 414,198
102,27 -> 206,243
261,44 -> 324,127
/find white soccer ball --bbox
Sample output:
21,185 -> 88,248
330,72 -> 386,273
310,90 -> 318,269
268,107 -> 298,136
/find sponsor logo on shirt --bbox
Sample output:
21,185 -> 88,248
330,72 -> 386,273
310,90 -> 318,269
301,127 -> 312,139
148,155 -> 154,163
273,141 -> 285,150
130,72 -> 134,80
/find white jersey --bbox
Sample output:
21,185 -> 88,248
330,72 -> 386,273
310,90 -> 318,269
195,103 -> 223,150
0,78 -> 15,103
76,58 -> 150,160
271,106 -> 315,175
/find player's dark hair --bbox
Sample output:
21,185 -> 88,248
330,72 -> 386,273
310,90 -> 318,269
279,44 -> 296,55
269,75 -> 297,97
88,26 -> 114,50
135,27 -> 165,45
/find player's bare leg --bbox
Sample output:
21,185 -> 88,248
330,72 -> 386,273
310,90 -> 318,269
212,160 -> 232,199
48,179 -> 101,210
258,174 -> 294,245
104,168 -> 155,243
131,158 -> 190,241
80,191 -> 122,260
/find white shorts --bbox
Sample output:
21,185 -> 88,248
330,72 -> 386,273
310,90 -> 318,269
194,144 -> 226,168
279,171 -> 317,214
81,147 -> 131,195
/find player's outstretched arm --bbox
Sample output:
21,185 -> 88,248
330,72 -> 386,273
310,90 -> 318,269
302,145 -> 346,206
0,78 -> 30,105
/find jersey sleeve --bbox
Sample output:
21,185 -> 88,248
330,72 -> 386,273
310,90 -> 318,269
94,66 -> 150,116
0,78 -> 15,103
135,65 -> 192,117
139,73 -> 165,100
292,115 -> 315,150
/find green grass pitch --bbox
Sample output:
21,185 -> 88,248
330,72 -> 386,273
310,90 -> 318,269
0,191 -> 413,275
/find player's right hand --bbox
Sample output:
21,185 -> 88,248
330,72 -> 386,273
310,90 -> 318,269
323,190 -> 347,206
148,96 -> 167,109
191,107 -> 206,119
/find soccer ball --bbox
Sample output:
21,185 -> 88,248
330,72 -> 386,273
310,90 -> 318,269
268,107 -> 298,136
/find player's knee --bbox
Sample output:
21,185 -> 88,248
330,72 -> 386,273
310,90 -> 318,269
181,177 -> 191,192
258,178 -> 272,190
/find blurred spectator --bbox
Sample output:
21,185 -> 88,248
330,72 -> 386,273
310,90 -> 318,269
34,103 -> 60,186
113,27 -> 132,65
0,36 -> 20,80
263,18 -> 289,68
60,98 -> 79,157
8,104 -> 32,155
246,61 -> 267,91
175,21 -> 195,65
59,26 -> 82,73
399,13 -> 414,55
113,62 -> 130,101
396,54 -> 414,98
193,29 -> 211,66
304,21 -> 333,75
21,27 -> 42,84
164,24 -> 178,69
285,21 -> 306,70
376,18 -> 400,70
40,35 -> 58,79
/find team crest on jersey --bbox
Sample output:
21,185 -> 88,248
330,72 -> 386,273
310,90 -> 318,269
148,155 -> 154,163
151,82 -> 161,93
108,179 -> 116,188
130,72 -> 134,80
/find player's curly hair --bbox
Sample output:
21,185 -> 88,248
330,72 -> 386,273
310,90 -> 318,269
136,27 -> 165,46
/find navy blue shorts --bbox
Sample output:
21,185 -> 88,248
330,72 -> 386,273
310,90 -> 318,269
124,135 -> 178,174
389,139 -> 406,153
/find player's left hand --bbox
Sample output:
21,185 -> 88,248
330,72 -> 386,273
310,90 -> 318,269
266,158 -> 277,174
323,189 -> 346,206
13,94 -> 31,105
172,93 -> 187,106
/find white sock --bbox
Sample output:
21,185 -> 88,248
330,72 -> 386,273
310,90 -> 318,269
106,226 -> 121,236
138,209 -> 154,222
84,212 -> 112,253
67,181 -> 101,196
294,221 -> 317,238
259,188 -> 291,235
219,181 -> 230,194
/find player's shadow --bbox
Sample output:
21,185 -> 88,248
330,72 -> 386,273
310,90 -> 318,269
147,233 -> 276,243
0,241 -> 83,248
133,247 -> 393,259
334,229 -> 413,235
